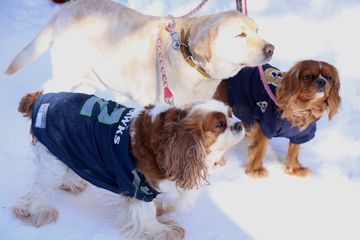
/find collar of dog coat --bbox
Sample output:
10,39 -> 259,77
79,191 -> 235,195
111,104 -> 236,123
180,28 -> 211,78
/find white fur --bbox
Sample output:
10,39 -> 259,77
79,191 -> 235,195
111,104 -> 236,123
119,199 -> 184,240
157,180 -> 199,214
189,99 -> 245,168
13,99 -> 244,239
13,142 -> 187,239
208,114 -> 244,168
189,99 -> 229,115
6,0 -> 272,105
149,105 -> 172,123
315,92 -> 325,99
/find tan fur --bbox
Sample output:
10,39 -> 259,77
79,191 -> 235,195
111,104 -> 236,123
284,143 -> 311,176
245,122 -> 269,178
213,60 -> 341,177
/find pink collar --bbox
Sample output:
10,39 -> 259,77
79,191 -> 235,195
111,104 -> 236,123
258,66 -> 280,106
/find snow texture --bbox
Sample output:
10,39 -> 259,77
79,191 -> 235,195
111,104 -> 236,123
0,0 -> 359,239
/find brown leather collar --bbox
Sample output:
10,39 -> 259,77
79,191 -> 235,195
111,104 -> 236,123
180,29 -> 211,78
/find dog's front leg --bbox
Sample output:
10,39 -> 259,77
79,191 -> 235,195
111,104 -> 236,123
245,122 -> 269,178
119,198 -> 185,240
284,142 -> 311,177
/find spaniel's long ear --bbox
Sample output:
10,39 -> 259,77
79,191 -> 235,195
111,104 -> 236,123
163,119 -> 207,190
276,65 -> 301,108
327,69 -> 341,120
189,24 -> 219,63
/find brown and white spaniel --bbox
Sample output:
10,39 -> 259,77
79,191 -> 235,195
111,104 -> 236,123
213,60 -> 341,177
13,91 -> 244,239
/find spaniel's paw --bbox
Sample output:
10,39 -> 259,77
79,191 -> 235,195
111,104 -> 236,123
245,166 -> 269,178
285,166 -> 311,177
13,205 -> 59,227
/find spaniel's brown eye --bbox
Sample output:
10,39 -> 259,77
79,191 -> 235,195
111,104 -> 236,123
236,32 -> 247,38
215,121 -> 226,128
305,75 -> 315,80
325,75 -> 333,80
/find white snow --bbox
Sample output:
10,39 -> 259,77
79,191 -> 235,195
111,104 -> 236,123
1,0 -> 359,239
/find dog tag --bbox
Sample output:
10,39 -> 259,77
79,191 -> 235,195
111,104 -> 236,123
171,32 -> 180,49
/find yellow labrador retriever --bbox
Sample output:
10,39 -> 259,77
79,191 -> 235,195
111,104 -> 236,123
6,0 -> 274,105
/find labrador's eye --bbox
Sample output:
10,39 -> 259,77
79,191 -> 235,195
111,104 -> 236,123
236,32 -> 247,38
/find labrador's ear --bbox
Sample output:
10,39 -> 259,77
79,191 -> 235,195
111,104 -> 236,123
189,26 -> 219,63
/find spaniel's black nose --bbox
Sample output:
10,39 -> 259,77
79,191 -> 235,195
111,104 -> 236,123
317,77 -> 327,88
233,121 -> 243,132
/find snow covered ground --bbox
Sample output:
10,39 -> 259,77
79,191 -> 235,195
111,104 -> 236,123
0,0 -> 360,239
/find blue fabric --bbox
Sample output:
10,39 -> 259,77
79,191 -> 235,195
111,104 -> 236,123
31,92 -> 159,202
226,64 -> 316,144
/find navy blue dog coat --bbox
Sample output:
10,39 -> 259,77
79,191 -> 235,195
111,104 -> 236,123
31,92 -> 159,202
226,64 -> 317,144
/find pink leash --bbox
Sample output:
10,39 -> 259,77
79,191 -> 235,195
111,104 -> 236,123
236,0 -> 248,16
156,36 -> 174,106
258,66 -> 280,106
157,0 -> 209,106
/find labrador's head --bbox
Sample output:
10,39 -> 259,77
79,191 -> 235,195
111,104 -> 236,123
189,10 -> 274,79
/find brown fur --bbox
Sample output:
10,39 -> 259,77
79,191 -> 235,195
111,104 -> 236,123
245,122 -> 270,178
131,108 -> 189,187
18,91 -> 42,141
212,80 -> 228,104
18,91 -> 42,118
132,107 -> 230,190
277,60 -> 341,129
213,60 -> 341,177
284,142 -> 311,176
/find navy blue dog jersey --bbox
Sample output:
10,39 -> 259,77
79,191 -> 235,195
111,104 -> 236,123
31,92 -> 159,202
226,64 -> 317,144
